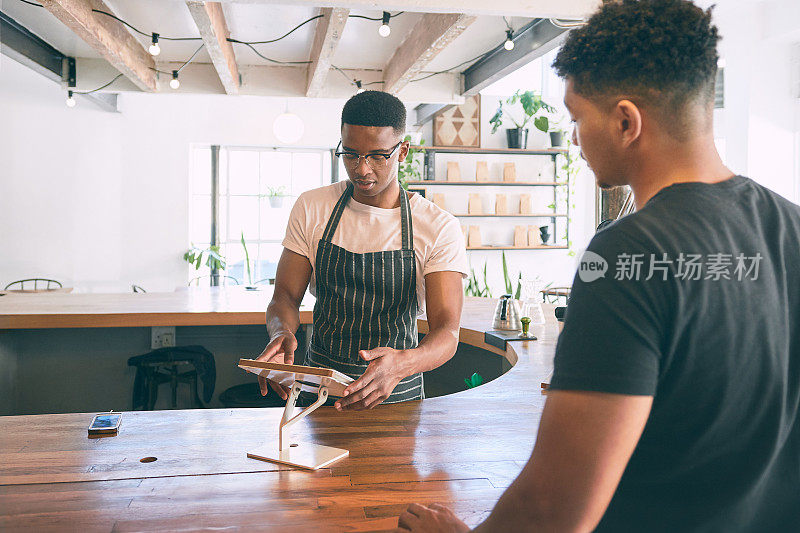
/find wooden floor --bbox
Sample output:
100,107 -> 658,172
0,298 -> 557,531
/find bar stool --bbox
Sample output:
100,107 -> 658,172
127,346 -> 216,410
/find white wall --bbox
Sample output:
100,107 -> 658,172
708,0 -> 800,202
0,54 -> 349,292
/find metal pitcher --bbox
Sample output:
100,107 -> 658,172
493,294 -> 522,331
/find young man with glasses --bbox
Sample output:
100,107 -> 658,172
255,91 -> 467,410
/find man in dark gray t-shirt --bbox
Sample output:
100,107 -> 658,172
397,1 -> 799,532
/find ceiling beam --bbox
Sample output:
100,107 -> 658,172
383,13 -> 475,95
0,10 -> 118,112
40,0 -> 157,92
0,10 -> 65,83
186,1 -> 240,95
213,0 -> 599,19
306,7 -> 349,97
462,18 -> 568,96
414,103 -> 451,126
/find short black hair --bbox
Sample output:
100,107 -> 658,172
553,0 -> 719,137
341,90 -> 406,135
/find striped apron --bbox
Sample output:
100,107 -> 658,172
307,182 -> 423,403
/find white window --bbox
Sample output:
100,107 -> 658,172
190,146 -> 331,285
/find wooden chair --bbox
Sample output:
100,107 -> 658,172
541,286 -> 571,305
187,275 -> 240,287
4,279 -> 71,293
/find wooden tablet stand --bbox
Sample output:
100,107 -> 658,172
238,359 -> 351,470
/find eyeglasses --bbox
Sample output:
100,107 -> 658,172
335,140 -> 403,170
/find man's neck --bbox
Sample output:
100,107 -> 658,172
351,182 -> 402,209
629,135 -> 734,210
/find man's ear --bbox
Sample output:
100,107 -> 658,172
614,100 -> 642,148
398,140 -> 410,162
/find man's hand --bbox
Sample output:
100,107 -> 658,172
334,348 -> 408,410
396,503 -> 470,533
255,331 -> 298,400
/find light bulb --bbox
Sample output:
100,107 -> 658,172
504,30 -> 514,51
378,12 -> 391,37
149,33 -> 160,56
273,112 -> 304,144
355,80 -> 365,94
66,90 -> 76,108
170,70 -> 180,90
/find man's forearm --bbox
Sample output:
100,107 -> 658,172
266,294 -> 301,340
400,323 -> 460,375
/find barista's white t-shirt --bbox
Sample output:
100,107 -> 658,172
282,181 -> 468,314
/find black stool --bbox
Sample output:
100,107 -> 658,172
128,346 -> 216,410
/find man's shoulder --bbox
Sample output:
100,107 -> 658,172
297,181 -> 348,205
409,193 -> 458,229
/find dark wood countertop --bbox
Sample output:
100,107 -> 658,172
0,297 -> 557,531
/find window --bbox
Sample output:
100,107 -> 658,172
190,146 -> 331,285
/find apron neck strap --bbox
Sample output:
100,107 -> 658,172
321,181 -> 414,250
321,182 -> 354,242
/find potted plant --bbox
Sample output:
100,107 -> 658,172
464,262 -> 492,297
489,90 -> 556,149
265,186 -> 288,208
240,232 -> 257,290
183,244 -> 227,284
398,134 -> 426,189
547,114 -> 568,147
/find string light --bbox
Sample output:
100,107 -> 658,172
66,90 -> 76,107
148,33 -> 161,56
504,30 -> 515,51
378,12 -> 391,37
355,80 -> 365,93
170,70 -> 180,89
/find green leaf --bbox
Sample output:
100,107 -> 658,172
533,115 -> 549,132
502,251 -> 511,295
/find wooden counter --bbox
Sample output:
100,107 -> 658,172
0,287 -> 314,329
0,296 -> 557,531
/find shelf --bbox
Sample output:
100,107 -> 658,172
410,146 -> 567,155
453,213 -> 567,218
466,245 -> 568,250
408,181 -> 565,187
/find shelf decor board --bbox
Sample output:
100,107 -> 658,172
407,181 -> 563,187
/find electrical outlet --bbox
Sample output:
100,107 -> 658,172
151,327 -> 176,349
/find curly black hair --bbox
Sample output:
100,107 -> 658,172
553,0 -> 719,136
341,90 -> 406,135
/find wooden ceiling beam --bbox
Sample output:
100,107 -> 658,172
306,7 -> 349,97
186,1 -> 240,95
383,13 -> 475,95
40,0 -> 157,92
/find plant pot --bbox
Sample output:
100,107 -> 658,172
539,226 -> 551,245
505,128 -> 529,149
549,131 -> 564,147
268,196 -> 284,208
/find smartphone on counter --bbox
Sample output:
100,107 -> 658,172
88,411 -> 122,435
